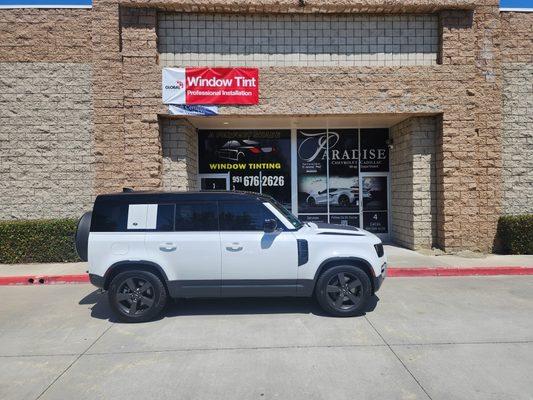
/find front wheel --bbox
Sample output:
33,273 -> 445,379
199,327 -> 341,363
315,265 -> 371,317
108,270 -> 167,323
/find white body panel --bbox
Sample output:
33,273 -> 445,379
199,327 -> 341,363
88,232 -> 147,278
145,232 -> 221,281
294,223 -> 385,281
220,231 -> 298,280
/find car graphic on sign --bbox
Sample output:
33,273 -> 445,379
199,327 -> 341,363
217,139 -> 277,161
306,188 -> 357,207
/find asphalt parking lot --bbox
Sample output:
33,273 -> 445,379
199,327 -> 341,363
1,276 -> 532,400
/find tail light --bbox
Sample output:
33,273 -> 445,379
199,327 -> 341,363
249,147 -> 261,154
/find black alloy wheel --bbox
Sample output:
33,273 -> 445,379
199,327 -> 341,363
108,270 -> 167,323
315,265 -> 371,317
308,197 -> 316,206
326,272 -> 362,310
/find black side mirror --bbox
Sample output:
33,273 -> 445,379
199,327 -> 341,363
263,219 -> 277,233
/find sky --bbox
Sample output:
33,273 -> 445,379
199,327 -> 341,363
500,0 -> 533,9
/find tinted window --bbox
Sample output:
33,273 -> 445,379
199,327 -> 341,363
175,202 -> 218,231
156,204 -> 175,231
91,202 -> 128,232
219,201 -> 277,231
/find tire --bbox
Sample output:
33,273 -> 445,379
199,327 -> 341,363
108,270 -> 167,323
315,265 -> 371,317
338,195 -> 350,207
75,211 -> 92,261
308,197 -> 316,206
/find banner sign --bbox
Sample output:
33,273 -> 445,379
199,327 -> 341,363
163,67 -> 259,105
168,104 -> 218,116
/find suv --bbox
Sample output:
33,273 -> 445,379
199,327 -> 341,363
76,191 -> 386,322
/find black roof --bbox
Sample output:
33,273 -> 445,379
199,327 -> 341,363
95,190 -> 272,204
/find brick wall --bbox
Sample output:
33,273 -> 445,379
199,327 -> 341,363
159,13 -> 439,67
160,118 -> 199,191
500,12 -> 533,215
390,116 -> 437,249
0,63 -> 93,219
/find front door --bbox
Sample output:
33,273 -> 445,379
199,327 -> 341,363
218,201 -> 299,296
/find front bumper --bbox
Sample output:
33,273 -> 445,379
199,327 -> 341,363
89,273 -> 105,289
373,262 -> 387,292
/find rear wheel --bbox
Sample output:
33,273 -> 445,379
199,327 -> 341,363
315,265 -> 371,317
308,197 -> 316,206
108,270 -> 167,323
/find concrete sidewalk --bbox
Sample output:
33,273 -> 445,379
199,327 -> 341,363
0,245 -> 531,278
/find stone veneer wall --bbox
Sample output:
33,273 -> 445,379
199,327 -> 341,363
390,116 -> 438,249
160,118 -> 199,191
0,63 -> 93,219
500,12 -> 533,216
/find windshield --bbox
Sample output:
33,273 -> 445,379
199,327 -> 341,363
268,199 -> 304,230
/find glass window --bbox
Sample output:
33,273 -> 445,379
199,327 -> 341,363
91,202 -> 128,232
175,202 -> 218,231
219,201 -> 277,231
156,204 -> 175,231
268,198 -> 303,230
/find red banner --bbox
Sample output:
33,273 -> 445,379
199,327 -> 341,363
162,67 -> 258,105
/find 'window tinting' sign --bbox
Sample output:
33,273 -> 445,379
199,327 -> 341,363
0,0 -> 92,7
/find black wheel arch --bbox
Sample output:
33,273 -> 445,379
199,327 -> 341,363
313,257 -> 376,293
103,260 -> 169,292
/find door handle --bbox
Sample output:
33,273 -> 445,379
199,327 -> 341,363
226,243 -> 243,252
159,242 -> 177,252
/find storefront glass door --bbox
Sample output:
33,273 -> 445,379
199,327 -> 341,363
361,174 -> 389,236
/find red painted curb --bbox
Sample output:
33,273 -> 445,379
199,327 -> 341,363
0,267 -> 532,286
387,266 -> 533,277
0,274 -> 89,286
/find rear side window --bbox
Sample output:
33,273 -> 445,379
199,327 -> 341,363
92,202 -> 174,232
156,204 -> 175,231
219,201 -> 277,231
91,202 -> 128,232
175,202 -> 218,231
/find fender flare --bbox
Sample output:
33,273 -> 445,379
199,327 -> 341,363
103,260 -> 169,290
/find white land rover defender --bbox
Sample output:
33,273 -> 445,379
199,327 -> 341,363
76,190 -> 387,322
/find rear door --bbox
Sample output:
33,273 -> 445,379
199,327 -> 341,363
218,201 -> 298,296
145,201 -> 222,297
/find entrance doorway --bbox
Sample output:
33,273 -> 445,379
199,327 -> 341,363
361,174 -> 390,237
